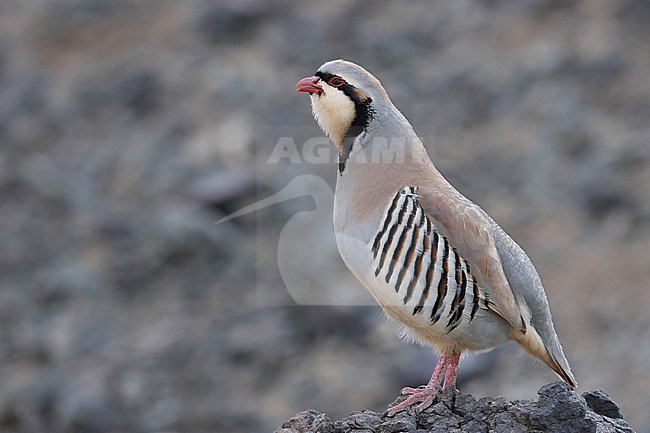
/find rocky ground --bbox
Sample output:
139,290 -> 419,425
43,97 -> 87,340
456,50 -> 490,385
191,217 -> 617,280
277,382 -> 635,433
1,1 -> 649,432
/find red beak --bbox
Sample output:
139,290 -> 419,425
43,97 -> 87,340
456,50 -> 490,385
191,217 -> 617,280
296,76 -> 323,94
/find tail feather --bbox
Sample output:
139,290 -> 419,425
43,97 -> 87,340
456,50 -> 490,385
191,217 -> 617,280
548,350 -> 577,388
512,327 -> 577,388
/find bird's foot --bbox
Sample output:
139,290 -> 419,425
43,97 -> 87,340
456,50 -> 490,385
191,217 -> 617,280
400,385 -> 427,395
383,385 -> 440,417
384,351 -> 461,417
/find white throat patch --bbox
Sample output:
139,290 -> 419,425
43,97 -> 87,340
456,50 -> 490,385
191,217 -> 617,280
310,84 -> 355,150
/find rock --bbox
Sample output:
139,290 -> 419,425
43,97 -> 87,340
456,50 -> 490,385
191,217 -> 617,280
276,410 -> 337,433
582,390 -> 624,420
275,382 -> 635,433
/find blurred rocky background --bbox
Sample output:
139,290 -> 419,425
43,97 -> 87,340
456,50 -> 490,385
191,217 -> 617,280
0,0 -> 649,432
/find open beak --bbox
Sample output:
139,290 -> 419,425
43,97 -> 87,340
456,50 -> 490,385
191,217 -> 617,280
296,76 -> 323,95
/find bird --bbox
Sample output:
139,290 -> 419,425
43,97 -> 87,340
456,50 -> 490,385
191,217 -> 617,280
295,60 -> 576,416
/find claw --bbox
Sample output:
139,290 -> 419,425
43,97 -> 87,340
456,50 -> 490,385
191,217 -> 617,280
384,385 -> 440,417
400,386 -> 422,395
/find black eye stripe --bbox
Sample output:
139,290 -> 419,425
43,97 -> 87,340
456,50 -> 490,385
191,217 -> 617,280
315,71 -> 344,86
315,71 -> 354,94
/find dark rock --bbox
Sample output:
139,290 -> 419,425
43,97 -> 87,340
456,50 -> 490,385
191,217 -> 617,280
276,410 -> 338,433
341,410 -> 383,432
583,390 -> 624,420
276,382 -> 635,433
376,414 -> 417,433
530,382 -> 588,426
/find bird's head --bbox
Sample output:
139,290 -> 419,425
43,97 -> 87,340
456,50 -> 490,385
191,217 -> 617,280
296,60 -> 390,153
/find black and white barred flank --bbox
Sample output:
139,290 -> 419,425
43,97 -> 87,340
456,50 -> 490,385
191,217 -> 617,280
371,187 -> 486,333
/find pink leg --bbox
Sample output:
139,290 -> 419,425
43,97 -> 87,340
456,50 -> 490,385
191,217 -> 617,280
442,351 -> 460,390
400,355 -> 446,396
385,352 -> 460,417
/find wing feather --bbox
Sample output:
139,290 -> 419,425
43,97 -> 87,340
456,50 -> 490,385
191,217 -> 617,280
416,188 -> 528,333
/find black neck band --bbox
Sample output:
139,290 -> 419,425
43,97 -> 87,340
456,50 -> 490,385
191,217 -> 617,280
315,72 -> 375,174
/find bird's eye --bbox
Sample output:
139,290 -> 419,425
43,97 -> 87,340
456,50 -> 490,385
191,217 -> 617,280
327,76 -> 345,87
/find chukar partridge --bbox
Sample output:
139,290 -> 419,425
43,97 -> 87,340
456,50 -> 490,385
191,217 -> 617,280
296,60 -> 576,416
